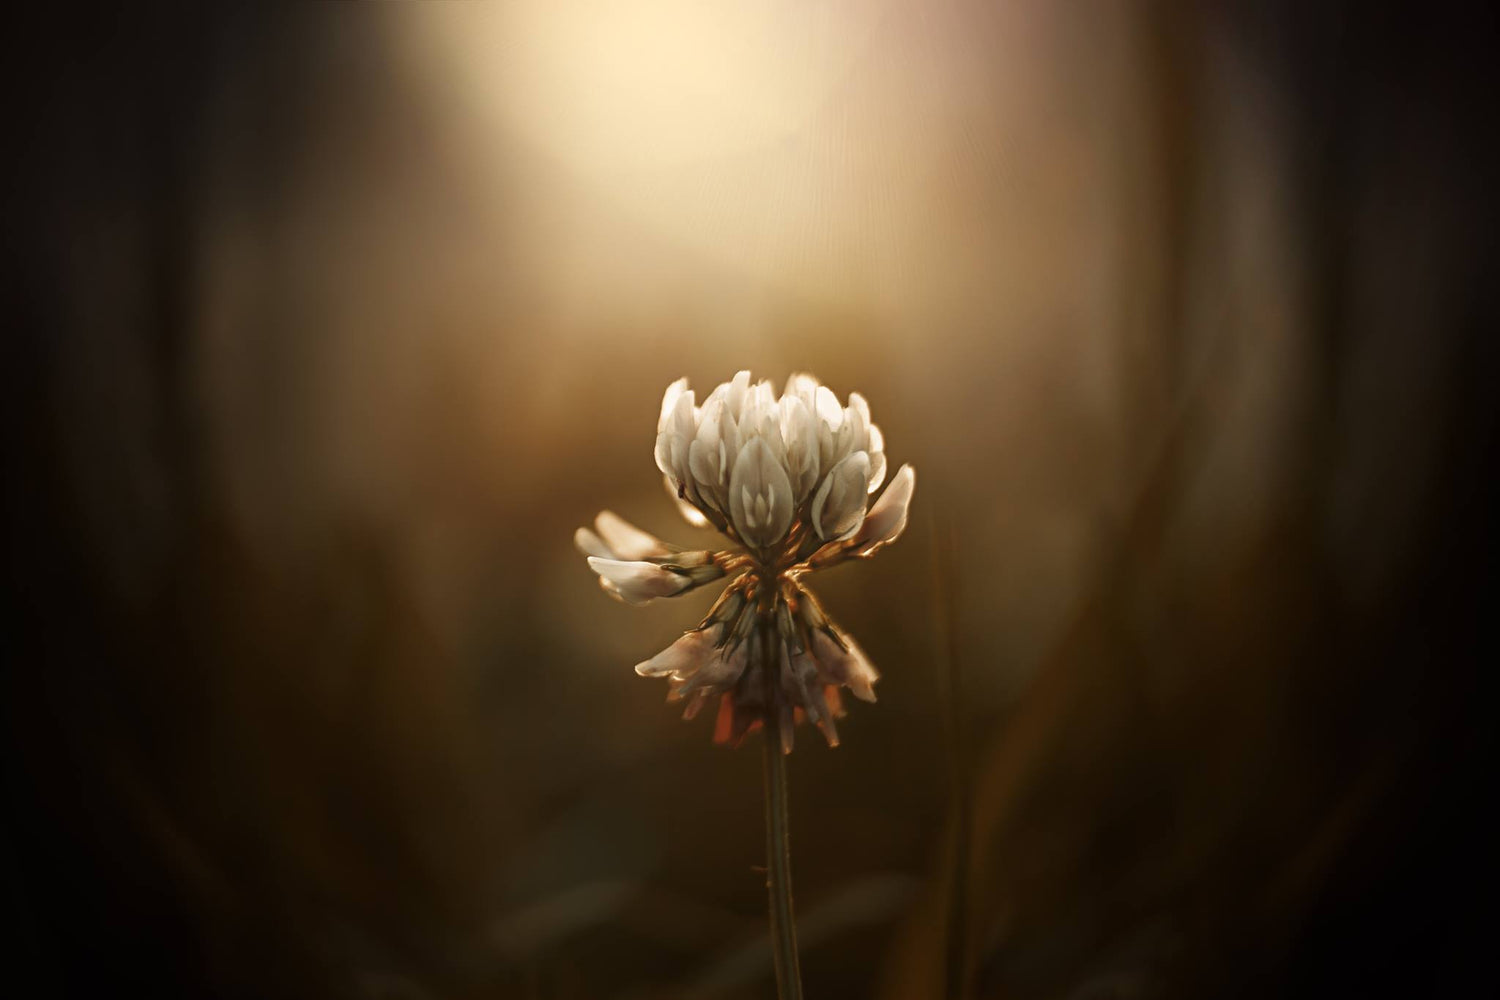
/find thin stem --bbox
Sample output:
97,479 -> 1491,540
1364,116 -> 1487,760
761,622 -> 804,1000
933,514 -> 971,1000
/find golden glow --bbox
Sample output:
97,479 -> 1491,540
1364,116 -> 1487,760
481,0 -> 868,170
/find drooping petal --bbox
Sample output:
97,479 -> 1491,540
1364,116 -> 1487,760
811,451 -> 871,541
592,510 -> 673,560
850,463 -> 915,556
674,640 -> 751,698
808,627 -> 880,703
728,437 -> 794,548
635,626 -> 721,678
586,557 -> 691,605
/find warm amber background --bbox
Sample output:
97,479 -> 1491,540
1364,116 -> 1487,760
4,3 -> 1495,998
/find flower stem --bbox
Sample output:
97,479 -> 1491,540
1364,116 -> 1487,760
761,624 -> 804,1000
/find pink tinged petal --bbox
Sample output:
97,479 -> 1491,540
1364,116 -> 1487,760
593,510 -> 673,560
681,689 -> 716,720
728,437 -> 794,548
674,641 -> 750,698
811,451 -> 871,541
586,557 -> 690,605
635,627 -> 719,678
851,463 -> 915,556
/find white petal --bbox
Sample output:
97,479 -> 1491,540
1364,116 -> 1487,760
784,372 -> 820,410
847,393 -> 872,448
658,377 -> 689,432
866,424 -> 887,493
724,370 -> 751,416
728,437 -> 794,547
593,511 -> 672,560
779,395 -> 820,502
574,526 -> 612,560
655,387 -> 698,483
867,448 -> 888,495
689,396 -> 728,496
851,463 -> 915,555
811,451 -> 871,540
653,428 -> 675,479
586,557 -> 689,605
814,385 -> 844,429
815,387 -> 848,469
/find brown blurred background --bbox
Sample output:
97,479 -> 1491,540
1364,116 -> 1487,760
3,3 -> 1495,998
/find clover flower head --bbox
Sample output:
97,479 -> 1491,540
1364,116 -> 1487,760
576,372 -> 915,752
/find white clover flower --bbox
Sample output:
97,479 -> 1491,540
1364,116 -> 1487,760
577,372 -> 915,751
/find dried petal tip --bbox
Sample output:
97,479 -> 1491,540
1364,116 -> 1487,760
808,627 -> 880,703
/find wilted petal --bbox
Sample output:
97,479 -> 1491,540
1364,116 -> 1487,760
811,451 -> 871,540
729,437 -> 794,548
808,627 -> 879,702
635,626 -> 720,678
850,463 -> 915,556
674,640 -> 750,697
586,557 -> 691,605
593,510 -> 673,560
